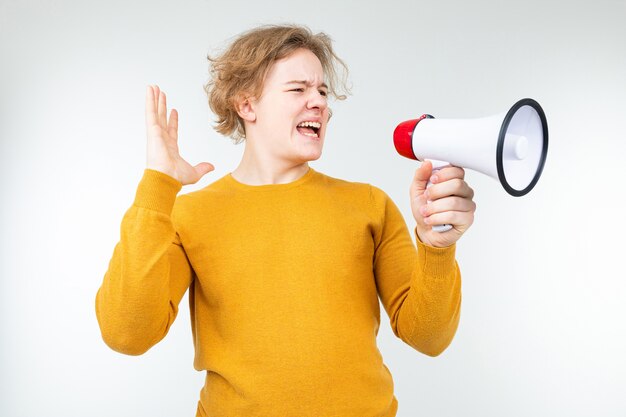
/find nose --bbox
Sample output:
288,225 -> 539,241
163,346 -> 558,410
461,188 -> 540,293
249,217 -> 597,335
307,89 -> 328,112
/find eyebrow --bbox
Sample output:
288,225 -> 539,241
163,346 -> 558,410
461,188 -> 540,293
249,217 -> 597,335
285,80 -> 328,89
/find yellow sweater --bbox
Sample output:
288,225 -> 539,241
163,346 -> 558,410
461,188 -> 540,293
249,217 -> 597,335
95,167 -> 461,417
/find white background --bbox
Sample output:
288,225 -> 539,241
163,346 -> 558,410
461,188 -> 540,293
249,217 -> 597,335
1,0 -> 625,416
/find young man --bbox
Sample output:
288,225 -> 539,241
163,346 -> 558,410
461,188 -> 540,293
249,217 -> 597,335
96,24 -> 475,417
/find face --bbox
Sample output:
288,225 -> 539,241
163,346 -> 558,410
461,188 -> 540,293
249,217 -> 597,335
242,48 -> 330,164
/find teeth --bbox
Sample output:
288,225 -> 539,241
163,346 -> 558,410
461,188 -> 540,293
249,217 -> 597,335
297,121 -> 321,129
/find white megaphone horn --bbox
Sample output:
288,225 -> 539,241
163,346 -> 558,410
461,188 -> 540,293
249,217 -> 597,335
393,98 -> 548,232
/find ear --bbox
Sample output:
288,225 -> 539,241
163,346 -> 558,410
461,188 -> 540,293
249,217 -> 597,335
235,94 -> 256,123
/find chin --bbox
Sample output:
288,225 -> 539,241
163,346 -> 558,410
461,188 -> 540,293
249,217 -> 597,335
307,153 -> 322,162
293,148 -> 323,163
291,134 -> 324,161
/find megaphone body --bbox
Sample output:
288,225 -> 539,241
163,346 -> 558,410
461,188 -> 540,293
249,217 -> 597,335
394,98 -> 548,232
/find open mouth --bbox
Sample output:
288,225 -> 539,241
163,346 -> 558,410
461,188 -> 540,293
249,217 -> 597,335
296,121 -> 321,138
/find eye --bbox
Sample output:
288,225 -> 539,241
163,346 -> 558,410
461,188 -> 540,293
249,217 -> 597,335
319,90 -> 328,97
290,88 -> 304,92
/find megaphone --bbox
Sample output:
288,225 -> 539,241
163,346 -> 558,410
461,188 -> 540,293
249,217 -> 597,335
393,98 -> 548,232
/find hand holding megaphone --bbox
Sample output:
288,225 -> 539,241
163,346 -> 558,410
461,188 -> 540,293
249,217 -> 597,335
409,159 -> 476,248
395,98 -> 548,233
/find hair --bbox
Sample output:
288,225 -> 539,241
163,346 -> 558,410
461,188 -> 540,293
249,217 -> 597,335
204,24 -> 351,144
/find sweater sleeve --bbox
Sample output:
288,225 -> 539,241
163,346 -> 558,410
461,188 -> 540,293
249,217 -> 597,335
370,185 -> 462,357
95,169 -> 194,356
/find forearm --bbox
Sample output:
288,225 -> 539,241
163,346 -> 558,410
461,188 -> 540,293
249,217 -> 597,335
395,231 -> 462,356
95,170 -> 190,355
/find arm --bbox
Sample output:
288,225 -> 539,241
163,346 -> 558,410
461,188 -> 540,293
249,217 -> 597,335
95,85 -> 214,355
372,185 -> 462,357
95,169 -> 193,355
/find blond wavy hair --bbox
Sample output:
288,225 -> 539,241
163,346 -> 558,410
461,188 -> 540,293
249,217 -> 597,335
204,24 -> 350,144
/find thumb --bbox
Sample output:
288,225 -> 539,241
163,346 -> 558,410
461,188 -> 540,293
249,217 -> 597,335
194,162 -> 215,178
412,160 -> 433,196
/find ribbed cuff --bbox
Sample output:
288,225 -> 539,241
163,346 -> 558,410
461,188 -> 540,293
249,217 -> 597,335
133,169 -> 183,214
414,227 -> 457,277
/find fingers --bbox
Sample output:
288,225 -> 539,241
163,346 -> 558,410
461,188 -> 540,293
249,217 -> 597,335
152,85 -> 160,108
430,166 -> 465,183
418,168 -> 476,231
168,108 -> 178,141
145,85 -> 157,126
424,177 -> 474,200
147,84 -> 178,136
146,85 -> 166,128
184,162 -> 216,185
420,196 -> 476,218
422,210 -> 475,229
194,162 -> 215,177
413,160 -> 433,184
157,88 -> 167,128
410,161 -> 433,198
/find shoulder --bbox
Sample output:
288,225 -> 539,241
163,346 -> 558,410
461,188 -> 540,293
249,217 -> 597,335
314,169 -> 371,195
313,169 -> 394,214
171,173 -> 231,221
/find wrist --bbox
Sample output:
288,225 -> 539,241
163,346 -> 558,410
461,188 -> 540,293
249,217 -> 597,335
415,225 -> 455,249
145,163 -> 178,182
415,226 -> 434,247
134,169 -> 183,213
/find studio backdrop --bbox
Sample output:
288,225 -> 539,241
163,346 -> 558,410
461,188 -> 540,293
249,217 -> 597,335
1,0 -> 625,416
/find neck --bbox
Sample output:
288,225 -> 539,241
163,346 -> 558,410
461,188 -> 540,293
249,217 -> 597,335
231,143 -> 310,186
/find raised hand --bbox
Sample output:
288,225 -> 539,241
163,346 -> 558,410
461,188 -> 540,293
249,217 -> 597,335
145,85 -> 214,184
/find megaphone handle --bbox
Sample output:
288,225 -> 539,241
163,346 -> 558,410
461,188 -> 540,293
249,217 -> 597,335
426,160 -> 453,233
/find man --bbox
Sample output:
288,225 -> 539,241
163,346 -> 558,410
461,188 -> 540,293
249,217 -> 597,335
96,24 -> 475,417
